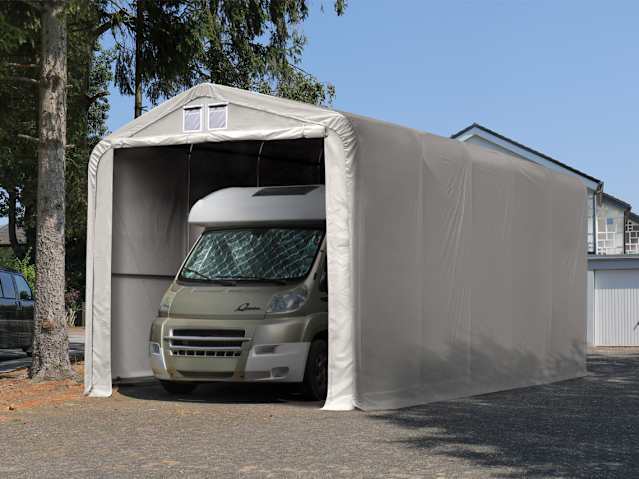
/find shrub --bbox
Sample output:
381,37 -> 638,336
65,288 -> 81,327
0,248 -> 36,292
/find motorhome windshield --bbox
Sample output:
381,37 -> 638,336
179,227 -> 324,282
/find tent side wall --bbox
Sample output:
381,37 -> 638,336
111,148 -> 190,379
346,113 -> 587,410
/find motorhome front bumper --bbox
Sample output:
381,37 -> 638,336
244,342 -> 309,382
149,317 -> 313,383
149,342 -> 170,380
149,340 -> 309,383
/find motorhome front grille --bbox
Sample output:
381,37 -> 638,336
170,349 -> 241,358
171,338 -> 243,348
166,329 -> 250,358
172,329 -> 245,338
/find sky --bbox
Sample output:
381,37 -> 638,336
106,0 -> 639,208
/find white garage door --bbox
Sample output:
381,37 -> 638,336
595,269 -> 639,346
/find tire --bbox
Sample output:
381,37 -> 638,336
160,380 -> 198,395
302,338 -> 328,401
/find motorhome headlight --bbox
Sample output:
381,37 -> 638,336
149,342 -> 161,355
266,286 -> 308,314
158,289 -> 176,316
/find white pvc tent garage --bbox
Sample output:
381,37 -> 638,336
85,83 -> 587,411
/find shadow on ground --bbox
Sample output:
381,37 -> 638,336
371,351 -> 639,478
117,379 -> 323,408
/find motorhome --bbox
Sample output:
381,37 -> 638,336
149,185 -> 329,400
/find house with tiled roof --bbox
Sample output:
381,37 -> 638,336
452,123 -> 639,346
452,123 -> 639,256
0,223 -> 26,249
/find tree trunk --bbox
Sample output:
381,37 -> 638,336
30,0 -> 74,381
134,0 -> 144,118
7,187 -> 22,258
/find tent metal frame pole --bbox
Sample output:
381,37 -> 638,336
186,143 -> 194,252
256,141 -> 264,187
316,147 -> 324,184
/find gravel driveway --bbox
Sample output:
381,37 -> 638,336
2,349 -> 638,478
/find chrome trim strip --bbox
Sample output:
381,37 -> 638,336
164,335 -> 251,342
168,345 -> 243,352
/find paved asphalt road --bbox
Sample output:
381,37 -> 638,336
2,349 -> 639,479
0,329 -> 84,372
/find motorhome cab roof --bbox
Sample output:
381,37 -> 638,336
188,185 -> 326,227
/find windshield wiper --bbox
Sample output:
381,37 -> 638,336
221,276 -> 288,285
182,268 -> 237,286
183,267 -> 212,280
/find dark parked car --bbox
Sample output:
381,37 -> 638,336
0,268 -> 34,353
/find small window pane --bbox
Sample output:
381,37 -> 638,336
0,272 -> 16,299
208,104 -> 227,129
253,186 -> 317,197
183,107 -> 202,132
14,275 -> 32,301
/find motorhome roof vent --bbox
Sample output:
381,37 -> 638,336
252,185 -> 318,197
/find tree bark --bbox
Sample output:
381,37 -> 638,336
30,0 -> 74,381
134,0 -> 144,118
7,187 -> 22,258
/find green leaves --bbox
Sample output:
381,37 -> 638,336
197,0 -> 344,106
0,0 -> 346,296
104,0 -> 346,110
0,0 -> 112,292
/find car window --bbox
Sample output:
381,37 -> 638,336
0,272 -> 16,299
13,275 -> 32,301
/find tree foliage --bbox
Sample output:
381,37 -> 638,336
102,0 -> 346,114
0,5 -> 40,257
0,0 -> 111,293
107,0 -> 204,115
0,0 -> 345,299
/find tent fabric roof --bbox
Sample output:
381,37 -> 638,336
88,83 -> 358,191
107,83 -> 350,142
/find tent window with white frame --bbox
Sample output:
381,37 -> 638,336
183,106 -> 202,132
208,104 -> 228,129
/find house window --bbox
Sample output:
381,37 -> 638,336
586,191 -> 595,254
596,202 -> 625,255
183,106 -> 203,132
208,104 -> 228,130
626,219 -> 639,255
